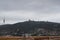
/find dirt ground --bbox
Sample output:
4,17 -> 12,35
0,36 -> 60,40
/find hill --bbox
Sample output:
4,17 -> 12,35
0,21 -> 60,36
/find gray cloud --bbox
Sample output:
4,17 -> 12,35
0,0 -> 60,24
0,0 -> 60,13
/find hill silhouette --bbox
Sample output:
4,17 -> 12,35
0,21 -> 60,36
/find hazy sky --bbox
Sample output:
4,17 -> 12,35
0,0 -> 60,24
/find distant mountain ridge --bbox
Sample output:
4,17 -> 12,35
0,21 -> 60,36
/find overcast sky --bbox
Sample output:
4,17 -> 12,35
0,0 -> 60,24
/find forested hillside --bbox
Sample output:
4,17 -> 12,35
0,21 -> 60,36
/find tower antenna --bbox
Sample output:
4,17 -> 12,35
3,16 -> 5,24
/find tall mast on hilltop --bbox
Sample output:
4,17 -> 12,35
3,17 -> 5,24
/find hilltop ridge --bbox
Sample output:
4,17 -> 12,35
0,21 -> 60,36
